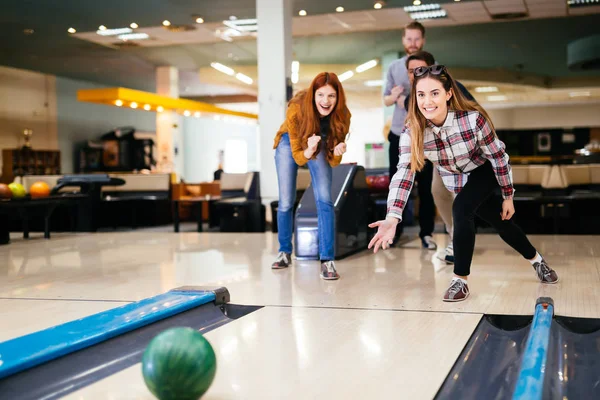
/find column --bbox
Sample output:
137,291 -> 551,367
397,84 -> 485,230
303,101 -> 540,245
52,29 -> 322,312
256,0 -> 293,201
155,66 -> 184,181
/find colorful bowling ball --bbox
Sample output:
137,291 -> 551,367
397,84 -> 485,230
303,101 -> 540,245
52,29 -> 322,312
0,183 -> 11,199
8,182 -> 27,199
142,327 -> 217,400
29,181 -> 51,198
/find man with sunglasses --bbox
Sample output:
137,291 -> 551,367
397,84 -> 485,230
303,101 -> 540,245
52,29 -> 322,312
404,51 -> 475,264
383,21 -> 436,250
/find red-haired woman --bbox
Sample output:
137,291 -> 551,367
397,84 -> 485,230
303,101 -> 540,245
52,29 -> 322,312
271,72 -> 351,280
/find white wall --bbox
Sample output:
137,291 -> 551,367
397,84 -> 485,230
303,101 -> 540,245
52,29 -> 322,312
342,106 -> 385,167
0,66 -> 58,169
183,116 -> 259,183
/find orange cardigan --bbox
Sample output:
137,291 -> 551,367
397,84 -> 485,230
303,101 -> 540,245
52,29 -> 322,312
272,103 -> 350,167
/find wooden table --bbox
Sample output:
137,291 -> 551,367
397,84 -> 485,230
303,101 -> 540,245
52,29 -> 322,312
172,195 -> 221,233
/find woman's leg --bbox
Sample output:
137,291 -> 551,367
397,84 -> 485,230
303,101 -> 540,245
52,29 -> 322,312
272,134 -> 298,268
416,160 -> 437,249
307,144 -> 338,279
432,167 -> 456,263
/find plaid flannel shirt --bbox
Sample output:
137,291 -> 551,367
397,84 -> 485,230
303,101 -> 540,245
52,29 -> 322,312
387,110 -> 514,220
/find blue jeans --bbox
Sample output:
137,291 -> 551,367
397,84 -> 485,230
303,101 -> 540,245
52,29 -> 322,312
274,134 -> 335,260
275,134 -> 298,254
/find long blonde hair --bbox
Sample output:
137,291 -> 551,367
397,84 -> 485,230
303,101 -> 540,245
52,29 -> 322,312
406,67 -> 495,171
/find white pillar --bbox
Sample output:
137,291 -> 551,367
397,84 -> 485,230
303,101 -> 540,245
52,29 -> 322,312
256,0 -> 293,201
156,66 -> 184,181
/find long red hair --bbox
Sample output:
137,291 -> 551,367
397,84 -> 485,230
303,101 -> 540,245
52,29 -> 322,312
298,72 -> 351,156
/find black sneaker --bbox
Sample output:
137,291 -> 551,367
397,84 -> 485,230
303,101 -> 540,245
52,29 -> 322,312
320,261 -> 340,280
271,252 -> 292,269
533,258 -> 559,284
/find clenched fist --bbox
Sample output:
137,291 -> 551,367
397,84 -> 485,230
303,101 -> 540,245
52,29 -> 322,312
307,134 -> 321,151
333,142 -> 347,156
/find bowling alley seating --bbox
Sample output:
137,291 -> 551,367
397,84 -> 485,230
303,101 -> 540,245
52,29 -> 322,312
270,168 -> 311,233
213,172 -> 265,232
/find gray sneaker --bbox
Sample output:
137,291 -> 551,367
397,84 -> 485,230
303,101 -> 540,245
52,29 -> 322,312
271,252 -> 292,269
320,261 -> 340,280
533,258 -> 559,284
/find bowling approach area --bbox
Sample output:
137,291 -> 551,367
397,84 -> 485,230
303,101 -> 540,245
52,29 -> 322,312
1,231 -> 599,399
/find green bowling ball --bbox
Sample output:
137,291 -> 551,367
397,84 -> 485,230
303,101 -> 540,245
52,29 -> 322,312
142,327 -> 217,400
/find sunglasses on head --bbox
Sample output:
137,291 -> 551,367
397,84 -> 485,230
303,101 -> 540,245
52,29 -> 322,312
414,65 -> 447,77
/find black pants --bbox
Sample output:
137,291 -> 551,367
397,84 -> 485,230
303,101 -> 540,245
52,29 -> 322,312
388,131 -> 435,239
453,162 -> 537,276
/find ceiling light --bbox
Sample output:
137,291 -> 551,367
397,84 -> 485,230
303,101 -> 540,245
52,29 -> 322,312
236,73 -> 253,85
229,16 -> 237,20
118,33 -> 149,40
291,61 -> 300,73
568,0 -> 600,8
184,110 -> 191,116
404,4 -> 441,12
99,25 -> 107,31
68,27 -> 76,34
115,100 -> 123,107
162,20 -> 171,26
130,102 -> 138,109
409,10 -> 447,20
223,19 -> 257,32
364,80 -> 383,87
336,6 -> 344,12
338,70 -> 354,82
374,2 -> 383,9
356,59 -> 378,73
194,112 -> 201,118
157,106 -> 164,112
413,0 -> 421,5
211,62 -> 235,76
475,86 -> 498,93
299,10 -> 307,16
23,29 -> 34,35
96,27 -> 132,36
196,17 -> 204,24
487,95 -> 507,102
569,91 -> 591,97
143,104 -> 151,111
130,22 -> 139,29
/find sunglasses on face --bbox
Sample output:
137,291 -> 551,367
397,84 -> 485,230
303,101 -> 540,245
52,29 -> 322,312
414,65 -> 447,77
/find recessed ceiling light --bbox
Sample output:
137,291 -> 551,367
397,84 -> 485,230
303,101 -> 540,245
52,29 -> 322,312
299,10 -> 307,16
143,104 -> 151,111
336,6 -> 344,12
364,80 -> 383,87
211,62 -> 235,76
157,106 -> 164,112
162,20 -> 171,27
115,100 -> 123,107
130,22 -> 139,29
338,70 -> 354,82
184,110 -> 191,116
413,0 -> 421,5
130,102 -> 138,109
374,2 -> 383,9
229,16 -> 237,20
194,112 -> 201,118
487,95 -> 507,102
68,27 -> 76,34
356,59 -> 378,73
23,29 -> 35,35
99,25 -> 107,31
475,86 -> 498,93
236,73 -> 253,85
196,17 -> 204,24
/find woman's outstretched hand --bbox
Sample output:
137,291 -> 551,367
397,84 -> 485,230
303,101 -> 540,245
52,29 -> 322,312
368,217 -> 399,253
501,198 -> 515,220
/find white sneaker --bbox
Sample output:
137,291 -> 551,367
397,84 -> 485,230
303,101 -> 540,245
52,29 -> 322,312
436,243 -> 454,264
421,235 -> 437,250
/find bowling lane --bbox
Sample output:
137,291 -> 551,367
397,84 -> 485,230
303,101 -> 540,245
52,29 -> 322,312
65,306 -> 482,399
